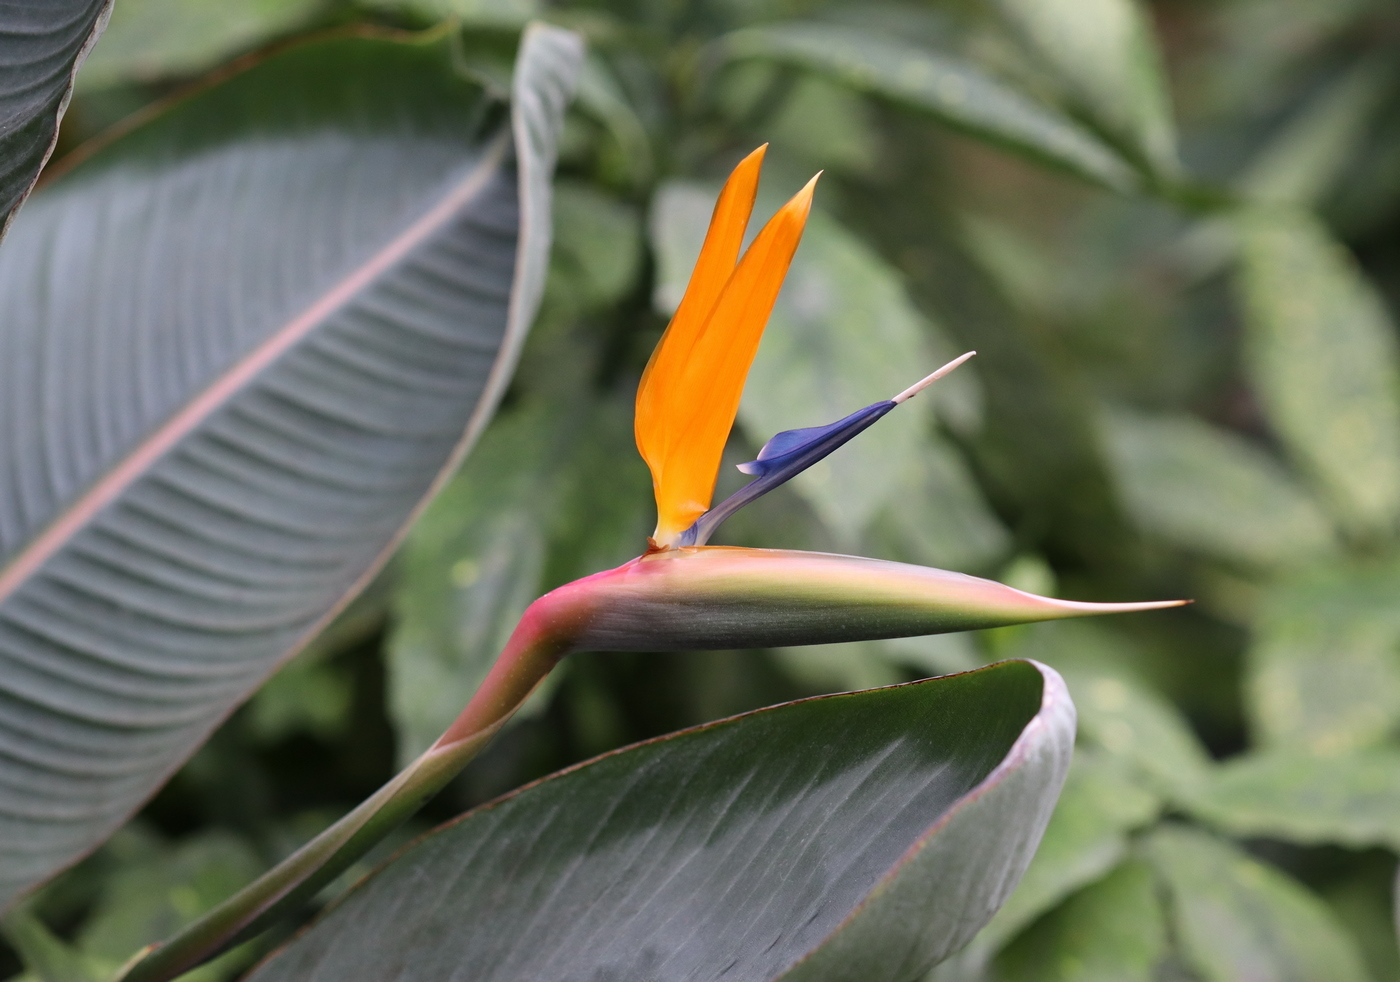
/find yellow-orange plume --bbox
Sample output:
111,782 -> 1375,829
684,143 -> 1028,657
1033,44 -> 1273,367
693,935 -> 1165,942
636,148 -> 817,547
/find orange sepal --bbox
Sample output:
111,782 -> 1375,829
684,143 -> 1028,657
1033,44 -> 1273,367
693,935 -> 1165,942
636,154 -> 818,546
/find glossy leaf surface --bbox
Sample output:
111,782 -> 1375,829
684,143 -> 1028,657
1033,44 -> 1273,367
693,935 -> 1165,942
0,0 -> 111,232
0,25 -> 580,906
249,661 -> 1074,982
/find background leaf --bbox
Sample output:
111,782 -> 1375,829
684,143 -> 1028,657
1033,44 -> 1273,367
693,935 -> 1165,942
74,828 -> 263,981
719,23 -> 1138,192
742,210 -> 963,543
1100,408 -> 1337,571
1246,561 -> 1400,755
992,859 -> 1167,982
1147,825 -> 1372,982
961,746 -> 1159,966
988,0 -> 1177,177
863,439 -> 1011,573
360,0 -> 540,27
1011,623 -> 1212,801
0,26 -> 579,907
1237,209 -> 1400,538
1186,748 -> 1400,852
247,662 -> 1074,982
386,405 -> 554,766
387,381 -> 651,765
1239,58 -> 1395,208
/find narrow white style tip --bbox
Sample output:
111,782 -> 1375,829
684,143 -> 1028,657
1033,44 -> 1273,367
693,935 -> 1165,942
891,351 -> 977,404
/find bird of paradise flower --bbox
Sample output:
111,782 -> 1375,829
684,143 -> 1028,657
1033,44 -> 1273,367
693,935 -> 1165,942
121,146 -> 1184,982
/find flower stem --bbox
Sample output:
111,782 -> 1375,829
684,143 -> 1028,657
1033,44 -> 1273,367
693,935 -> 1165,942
117,613 -> 574,982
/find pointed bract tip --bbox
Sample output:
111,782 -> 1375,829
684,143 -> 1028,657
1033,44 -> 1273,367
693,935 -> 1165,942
892,351 -> 977,404
531,547 -> 1191,654
1045,596 -> 1192,614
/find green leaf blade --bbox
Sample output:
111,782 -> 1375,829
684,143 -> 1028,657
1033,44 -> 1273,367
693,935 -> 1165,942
1100,408 -> 1337,571
993,859 -> 1167,982
1147,825 -> 1372,982
718,23 -> 1138,192
0,25 -> 581,907
0,0 -> 113,236
247,661 -> 1075,982
1238,210 -> 1400,538
1186,748 -> 1400,852
990,0 -> 1177,178
1246,561 -> 1400,755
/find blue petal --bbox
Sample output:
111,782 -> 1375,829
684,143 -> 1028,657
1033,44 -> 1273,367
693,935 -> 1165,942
738,403 -> 893,476
684,400 -> 895,546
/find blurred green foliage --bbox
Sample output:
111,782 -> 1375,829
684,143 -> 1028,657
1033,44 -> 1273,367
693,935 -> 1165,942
8,0 -> 1400,978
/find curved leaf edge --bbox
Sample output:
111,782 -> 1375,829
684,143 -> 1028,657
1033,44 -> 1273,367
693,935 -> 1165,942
251,659 -> 1072,981
778,659 -> 1074,979
4,19 -> 582,913
0,0 -> 115,238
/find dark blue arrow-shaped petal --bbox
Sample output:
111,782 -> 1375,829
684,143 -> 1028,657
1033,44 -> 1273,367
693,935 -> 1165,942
738,401 -> 892,476
678,352 -> 976,547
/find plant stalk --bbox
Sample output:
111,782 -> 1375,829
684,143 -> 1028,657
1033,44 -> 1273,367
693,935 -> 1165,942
117,618 -> 574,982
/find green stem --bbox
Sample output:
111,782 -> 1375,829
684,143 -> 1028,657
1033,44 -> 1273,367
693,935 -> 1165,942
117,609 -> 574,982
114,543 -> 1181,982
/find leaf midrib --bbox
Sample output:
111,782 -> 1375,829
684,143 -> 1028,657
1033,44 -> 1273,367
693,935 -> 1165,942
0,131 -> 510,604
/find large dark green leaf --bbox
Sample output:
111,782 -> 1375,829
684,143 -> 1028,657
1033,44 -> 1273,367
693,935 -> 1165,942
0,0 -> 111,232
248,661 -> 1075,982
0,24 -> 581,906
